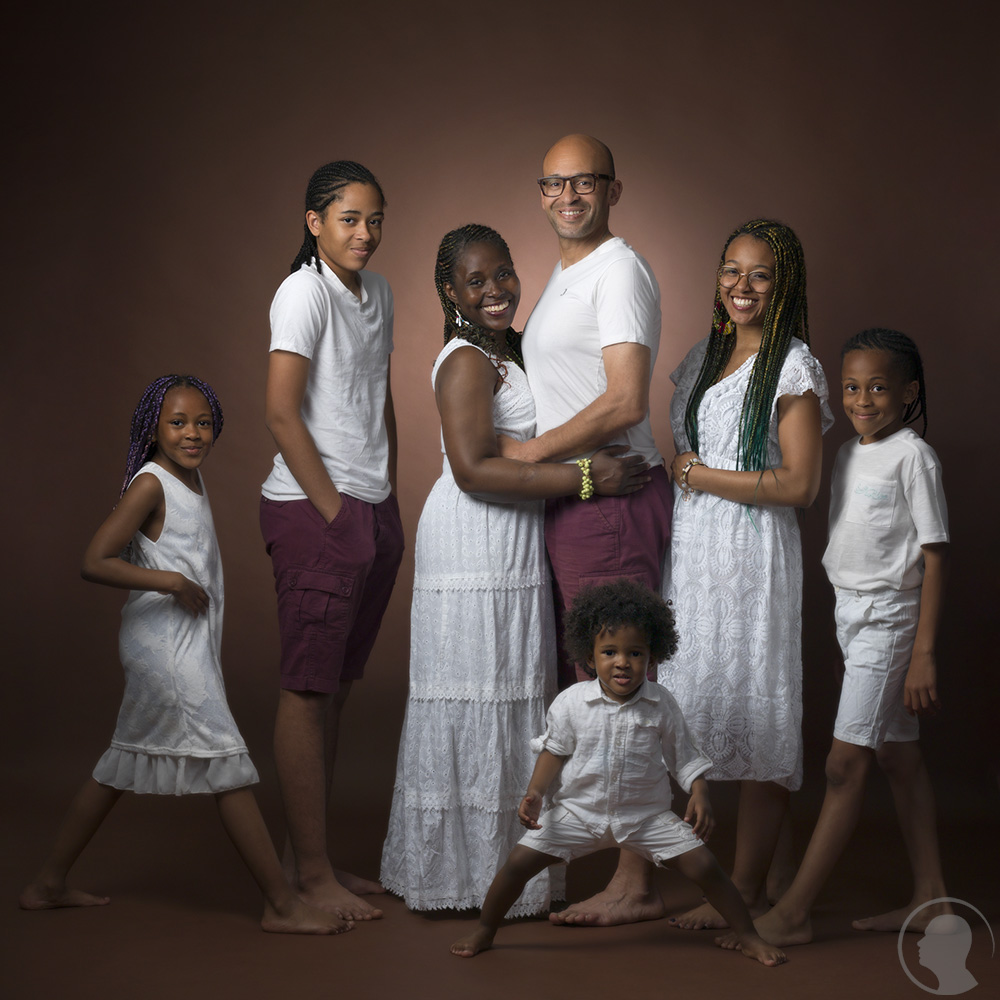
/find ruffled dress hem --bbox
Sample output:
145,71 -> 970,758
92,746 -> 259,795
379,880 -> 564,919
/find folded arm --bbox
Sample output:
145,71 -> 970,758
674,391 -> 823,508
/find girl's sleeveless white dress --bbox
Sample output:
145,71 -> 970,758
381,339 -> 562,915
92,462 -> 258,794
660,339 -> 833,790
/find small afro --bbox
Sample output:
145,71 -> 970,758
564,578 -> 678,670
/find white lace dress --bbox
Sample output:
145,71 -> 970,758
659,339 -> 832,790
381,338 -> 561,915
92,462 -> 258,794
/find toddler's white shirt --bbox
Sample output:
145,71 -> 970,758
531,679 -> 712,840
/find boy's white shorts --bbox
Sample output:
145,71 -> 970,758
832,587 -> 921,749
518,805 -> 703,866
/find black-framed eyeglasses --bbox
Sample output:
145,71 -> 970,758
537,173 -> 614,197
717,265 -> 773,293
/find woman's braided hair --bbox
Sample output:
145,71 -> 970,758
434,224 -> 524,381
685,219 -> 809,472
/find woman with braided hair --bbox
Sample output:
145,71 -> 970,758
381,224 -> 648,916
661,220 -> 833,930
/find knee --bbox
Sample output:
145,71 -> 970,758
277,688 -> 333,724
876,741 -> 922,780
503,846 -> 554,882
825,744 -> 873,789
671,845 -> 719,884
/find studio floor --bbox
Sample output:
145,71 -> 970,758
5,757 -> 997,1000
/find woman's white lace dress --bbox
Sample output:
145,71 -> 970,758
659,338 -> 832,790
381,339 -> 561,915
92,462 -> 258,795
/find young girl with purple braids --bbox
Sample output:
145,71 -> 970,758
19,375 -> 351,935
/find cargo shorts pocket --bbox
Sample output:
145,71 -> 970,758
288,568 -> 355,626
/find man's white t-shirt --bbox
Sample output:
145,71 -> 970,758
522,237 -> 663,466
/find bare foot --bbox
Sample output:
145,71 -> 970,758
450,926 -> 495,957
549,886 -> 665,927
669,899 -> 729,930
299,874 -> 383,921
720,905 -> 812,948
852,898 -> 951,933
262,898 -> 355,935
334,869 -> 386,896
19,882 -> 110,910
715,931 -> 787,967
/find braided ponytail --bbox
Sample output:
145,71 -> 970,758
290,161 -> 385,275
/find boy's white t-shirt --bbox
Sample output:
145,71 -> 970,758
822,428 -> 948,592
261,263 -> 394,504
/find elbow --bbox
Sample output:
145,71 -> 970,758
793,481 -> 820,508
264,404 -> 300,440
782,484 -> 818,509
609,398 -> 646,435
451,460 -> 490,496
263,407 -> 283,435
452,469 -> 478,495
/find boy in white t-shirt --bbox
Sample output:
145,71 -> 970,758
729,329 -> 951,949
260,161 -> 404,925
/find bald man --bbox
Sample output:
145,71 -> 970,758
502,134 -> 673,926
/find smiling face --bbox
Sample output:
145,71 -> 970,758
153,386 -> 214,484
540,135 -> 621,261
719,235 -> 775,332
841,349 -> 918,444
306,182 -> 384,290
590,624 -> 651,703
444,241 -> 521,335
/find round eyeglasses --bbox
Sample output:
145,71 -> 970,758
537,173 -> 614,197
718,266 -> 773,293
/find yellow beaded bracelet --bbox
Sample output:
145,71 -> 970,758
577,457 -> 594,500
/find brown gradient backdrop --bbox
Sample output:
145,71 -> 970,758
3,3 -> 997,998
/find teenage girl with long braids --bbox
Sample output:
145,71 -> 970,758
662,220 -> 833,930
260,161 -> 404,922
381,224 -> 648,916
20,375 -> 348,934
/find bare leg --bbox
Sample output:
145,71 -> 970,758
273,686 -> 381,920
671,780 -> 788,929
214,788 -> 353,934
451,846 -> 559,957
322,682 -> 384,898
766,810 -> 796,904
852,741 -> 949,932
548,849 -> 665,926
19,778 -> 122,909
667,848 -> 785,966
726,740 -> 874,948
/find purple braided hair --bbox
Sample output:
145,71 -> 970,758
121,375 -> 224,496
